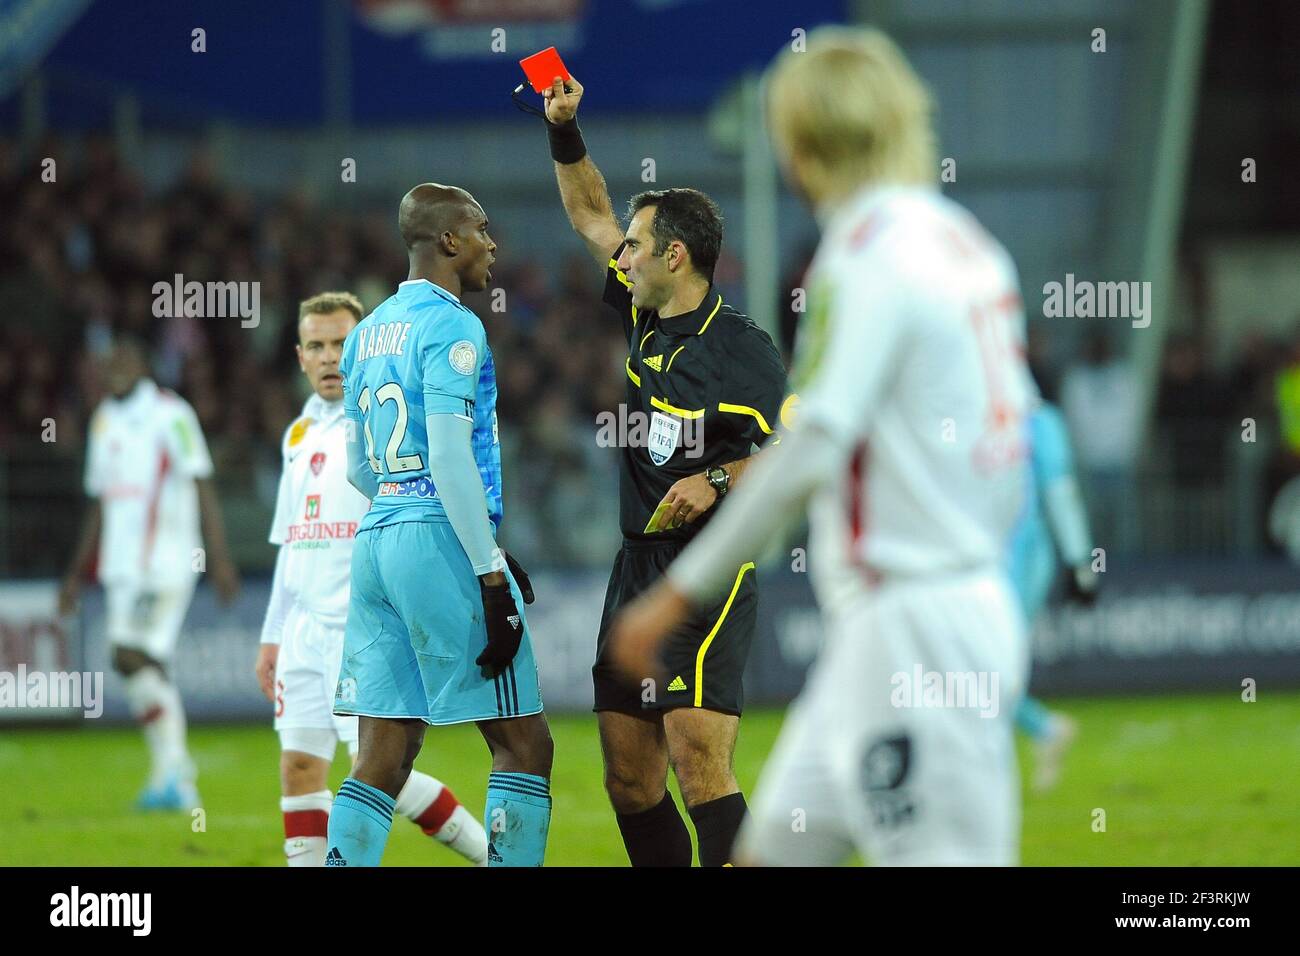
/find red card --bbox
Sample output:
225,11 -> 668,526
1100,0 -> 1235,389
519,47 -> 571,94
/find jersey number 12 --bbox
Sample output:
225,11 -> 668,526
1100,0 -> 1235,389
357,383 -> 425,475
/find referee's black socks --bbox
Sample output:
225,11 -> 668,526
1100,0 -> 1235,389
615,791 -> 693,867
688,792 -> 749,867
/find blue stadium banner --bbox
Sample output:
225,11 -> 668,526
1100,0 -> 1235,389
22,556 -> 1300,725
749,558 -> 1300,701
15,0 -> 847,125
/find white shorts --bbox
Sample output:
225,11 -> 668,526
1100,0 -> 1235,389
274,603 -> 358,758
105,578 -> 197,662
739,569 -> 1027,866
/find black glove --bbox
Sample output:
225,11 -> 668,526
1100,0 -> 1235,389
504,551 -> 535,605
1064,564 -> 1099,606
476,577 -> 524,678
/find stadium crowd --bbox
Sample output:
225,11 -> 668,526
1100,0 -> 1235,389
0,137 -> 1293,569
0,137 -> 625,569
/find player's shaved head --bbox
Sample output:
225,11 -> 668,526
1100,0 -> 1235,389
399,181 -> 496,296
399,183 -> 479,251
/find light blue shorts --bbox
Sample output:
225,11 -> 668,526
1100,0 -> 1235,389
335,520 -> 542,725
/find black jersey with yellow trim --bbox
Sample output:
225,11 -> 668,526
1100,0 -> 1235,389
602,241 -> 788,542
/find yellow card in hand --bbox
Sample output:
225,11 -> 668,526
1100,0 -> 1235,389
644,501 -> 683,533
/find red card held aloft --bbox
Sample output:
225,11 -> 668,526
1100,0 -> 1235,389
519,47 -> 571,94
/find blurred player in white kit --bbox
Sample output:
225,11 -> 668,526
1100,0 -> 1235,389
610,27 -> 1035,865
61,336 -> 241,811
254,292 -> 487,866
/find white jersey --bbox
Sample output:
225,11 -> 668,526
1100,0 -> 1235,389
795,185 -> 1034,609
267,394 -> 370,628
85,379 -> 213,589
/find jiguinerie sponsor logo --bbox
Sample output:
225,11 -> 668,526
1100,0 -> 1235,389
286,520 -> 357,544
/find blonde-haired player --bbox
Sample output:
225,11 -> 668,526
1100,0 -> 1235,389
254,292 -> 487,866
610,27 -> 1034,865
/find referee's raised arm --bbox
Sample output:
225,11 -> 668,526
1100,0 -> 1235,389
541,76 -> 624,266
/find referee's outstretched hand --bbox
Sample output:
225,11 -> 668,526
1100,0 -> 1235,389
543,75 -> 584,124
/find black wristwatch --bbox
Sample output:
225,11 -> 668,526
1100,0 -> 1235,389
706,465 -> 730,499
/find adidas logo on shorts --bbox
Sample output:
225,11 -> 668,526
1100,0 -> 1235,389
324,847 -> 347,866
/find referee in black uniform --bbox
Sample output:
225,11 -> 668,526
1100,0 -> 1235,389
536,75 -> 788,866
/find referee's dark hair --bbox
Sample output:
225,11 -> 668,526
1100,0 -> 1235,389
627,188 -> 724,281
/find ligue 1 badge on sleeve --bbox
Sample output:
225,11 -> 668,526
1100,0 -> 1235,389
449,340 -> 478,376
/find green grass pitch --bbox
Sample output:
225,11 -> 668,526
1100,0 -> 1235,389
1,691 -> 1296,866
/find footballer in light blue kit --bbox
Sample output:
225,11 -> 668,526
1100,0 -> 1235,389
1007,399 -> 1098,792
325,184 -> 554,867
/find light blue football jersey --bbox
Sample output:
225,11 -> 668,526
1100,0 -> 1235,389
340,279 -> 502,533
1007,403 -> 1075,621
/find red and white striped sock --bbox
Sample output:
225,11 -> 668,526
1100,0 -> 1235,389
281,791 -> 331,867
395,771 -> 488,866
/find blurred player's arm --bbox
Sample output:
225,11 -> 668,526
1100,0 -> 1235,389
197,478 -> 240,604
1044,478 -> 1092,565
1035,408 -> 1098,603
542,76 -> 624,266
168,400 -> 239,603
61,408 -> 107,615
58,499 -> 100,615
254,545 -> 289,702
1048,477 -> 1098,604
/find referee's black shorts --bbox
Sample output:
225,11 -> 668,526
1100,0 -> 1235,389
593,538 -> 757,718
